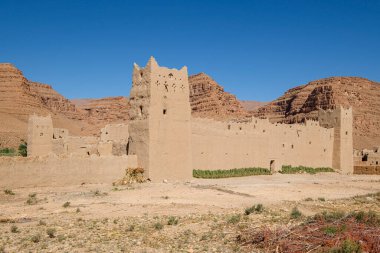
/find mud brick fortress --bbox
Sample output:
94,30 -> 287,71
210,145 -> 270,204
0,57 -> 354,187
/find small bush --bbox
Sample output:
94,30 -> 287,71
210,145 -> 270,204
167,216 -> 178,225
154,222 -> 163,230
39,220 -> 47,226
280,165 -> 334,174
26,193 -> 38,205
323,226 -> 338,236
0,147 -> 16,156
290,207 -> 302,219
304,197 -> 313,201
10,225 -> 19,233
30,234 -> 41,243
62,202 -> 70,208
46,228 -> 56,238
76,208 -> 81,213
18,141 -> 27,157
126,225 -> 135,232
4,189 -> 15,195
228,214 -> 241,224
193,167 -> 271,179
329,239 -> 361,253
318,197 -> 326,202
245,204 -> 264,215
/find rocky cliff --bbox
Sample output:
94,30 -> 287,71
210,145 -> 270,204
254,77 -> 380,149
0,64 -> 126,148
189,73 -> 250,121
72,97 -> 129,122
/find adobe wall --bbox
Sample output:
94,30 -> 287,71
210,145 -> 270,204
191,117 -> 334,171
0,155 -> 138,188
354,165 -> 380,175
128,57 -> 192,181
100,124 -> 129,143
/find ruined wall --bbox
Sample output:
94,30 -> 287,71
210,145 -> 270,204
0,155 -> 138,188
27,115 -> 54,157
191,117 -> 334,171
128,57 -> 192,181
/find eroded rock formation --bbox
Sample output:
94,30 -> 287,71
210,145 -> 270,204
189,73 -> 250,121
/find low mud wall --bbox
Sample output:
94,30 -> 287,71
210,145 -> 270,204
354,165 -> 380,175
0,155 -> 137,188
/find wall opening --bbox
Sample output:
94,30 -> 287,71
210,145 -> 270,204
163,109 -> 167,115
291,144 -> 294,149
228,125 -> 231,130
139,105 -> 143,116
345,131 -> 348,135
270,160 -> 275,173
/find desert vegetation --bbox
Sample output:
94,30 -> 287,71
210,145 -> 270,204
193,167 -> 271,179
280,165 -> 334,174
0,141 -> 27,157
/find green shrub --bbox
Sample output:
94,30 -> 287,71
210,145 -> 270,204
280,165 -> 334,174
30,234 -> 41,243
18,141 -> 27,157
154,222 -> 163,230
323,226 -> 338,236
10,225 -> 19,233
167,216 -> 178,225
46,228 -> 56,238
193,167 -> 271,179
62,202 -> 70,208
0,147 -> 16,157
245,204 -> 264,215
318,197 -> 326,202
228,214 -> 241,224
329,239 -> 361,253
26,193 -> 38,205
4,189 -> 15,195
290,207 -> 302,219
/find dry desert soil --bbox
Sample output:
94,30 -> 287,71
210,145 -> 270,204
0,173 -> 379,252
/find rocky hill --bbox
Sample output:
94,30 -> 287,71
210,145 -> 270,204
72,97 -> 129,122
240,101 -> 268,112
0,64 -> 126,148
189,73 -> 250,121
254,77 -> 380,149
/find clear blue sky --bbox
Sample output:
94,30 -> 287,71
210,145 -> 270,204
1,0 -> 379,101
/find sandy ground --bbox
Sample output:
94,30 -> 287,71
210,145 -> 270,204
0,173 -> 379,252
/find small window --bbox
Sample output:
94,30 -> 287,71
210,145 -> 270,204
228,125 -> 231,130
291,144 -> 294,149
282,144 -> 285,148
40,133 -> 43,136
309,141 -> 312,144
139,105 -> 143,115
239,127 -> 242,130
263,129 -> 266,133
345,131 -> 348,135
163,109 -> 167,115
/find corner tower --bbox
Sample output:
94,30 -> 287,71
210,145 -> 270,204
128,57 -> 192,181
27,115 -> 54,157
319,106 -> 354,174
